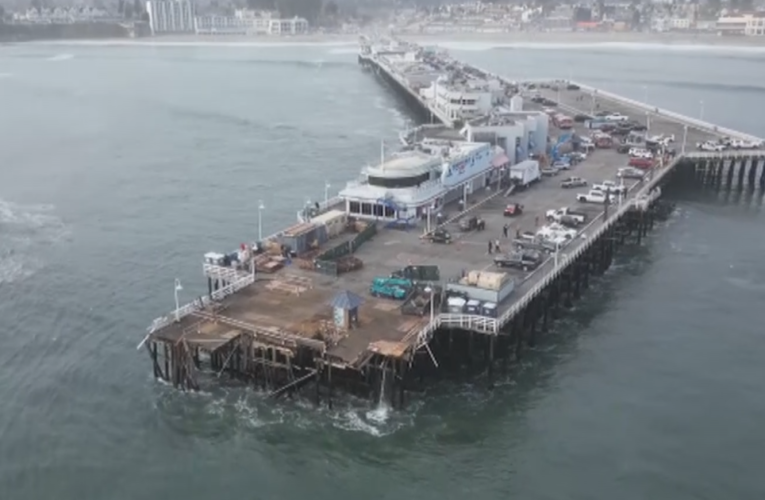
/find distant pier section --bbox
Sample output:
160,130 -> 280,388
139,36 -> 764,409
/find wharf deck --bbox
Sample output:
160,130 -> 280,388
148,80 -> 738,371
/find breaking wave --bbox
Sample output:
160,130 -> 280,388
0,199 -> 69,284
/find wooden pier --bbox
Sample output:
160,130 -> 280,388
140,51 -> 765,408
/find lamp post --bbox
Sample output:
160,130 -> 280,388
324,181 -> 331,207
258,200 -> 265,241
174,278 -> 183,322
681,124 -> 688,154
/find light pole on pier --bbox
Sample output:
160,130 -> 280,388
324,181 -> 331,207
258,200 -> 265,241
681,124 -> 689,154
174,278 -> 183,322
646,111 -> 651,133
699,100 -> 705,121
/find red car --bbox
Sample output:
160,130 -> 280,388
628,156 -> 654,169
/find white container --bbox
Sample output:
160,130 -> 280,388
447,297 -> 467,313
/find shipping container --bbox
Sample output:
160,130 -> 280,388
482,302 -> 498,318
311,209 -> 348,238
446,279 -> 515,304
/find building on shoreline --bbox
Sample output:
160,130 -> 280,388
145,0 -> 195,34
191,9 -> 308,36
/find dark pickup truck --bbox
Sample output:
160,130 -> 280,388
494,250 -> 545,271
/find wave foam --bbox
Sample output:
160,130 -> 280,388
428,40 -> 765,54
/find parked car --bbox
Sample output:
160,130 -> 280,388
573,113 -> 591,123
628,147 -> 653,159
428,228 -> 452,244
459,216 -> 485,231
629,156 -> 654,169
577,190 -> 616,204
494,250 -> 544,271
541,166 -> 560,177
592,180 -> 628,195
503,203 -> 524,217
604,112 -> 630,122
561,176 -> 588,189
546,207 -> 587,224
567,83 -> 581,90
617,167 -> 646,179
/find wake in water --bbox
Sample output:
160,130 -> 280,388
0,199 -> 69,284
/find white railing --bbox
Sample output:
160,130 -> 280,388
438,314 -> 498,333
203,263 -> 247,282
565,81 -> 764,143
685,150 -> 765,159
146,270 -> 256,334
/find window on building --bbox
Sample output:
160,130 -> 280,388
349,201 -> 360,214
367,172 -> 430,188
361,203 -> 372,215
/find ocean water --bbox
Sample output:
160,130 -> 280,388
1,40 -> 765,499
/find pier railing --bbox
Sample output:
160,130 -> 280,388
564,80 -> 764,144
147,269 -> 255,334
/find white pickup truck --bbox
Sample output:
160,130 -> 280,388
592,180 -> 628,195
696,140 -> 725,152
577,190 -> 616,204
546,207 -> 587,224
730,139 -> 764,150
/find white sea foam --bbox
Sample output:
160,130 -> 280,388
0,199 -> 68,284
420,40 -> 765,55
47,53 -> 74,61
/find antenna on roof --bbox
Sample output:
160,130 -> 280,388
380,138 -> 385,167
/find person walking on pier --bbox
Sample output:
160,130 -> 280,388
488,240 -> 493,254
502,223 -> 509,238
494,239 -> 501,254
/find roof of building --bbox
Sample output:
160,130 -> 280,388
331,290 -> 364,310
367,151 -> 439,178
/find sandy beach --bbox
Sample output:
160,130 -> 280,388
23,31 -> 765,50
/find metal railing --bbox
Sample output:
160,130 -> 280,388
564,80 -> 765,144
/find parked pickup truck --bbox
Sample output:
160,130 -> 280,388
577,190 -> 616,204
546,207 -> 587,224
494,250 -> 544,272
696,140 -> 725,152
561,176 -> 587,188
592,180 -> 627,194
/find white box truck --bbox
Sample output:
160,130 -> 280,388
510,160 -> 541,188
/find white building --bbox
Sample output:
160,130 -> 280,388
716,15 -> 765,36
339,140 -> 493,222
194,15 -> 251,35
267,17 -> 309,35
419,77 -> 495,124
462,110 -> 549,165
145,0 -> 195,34
234,8 -> 276,34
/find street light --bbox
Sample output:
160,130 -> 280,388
258,200 -> 265,241
681,124 -> 688,154
699,100 -> 705,121
646,111 -> 651,133
324,181 -> 331,207
174,278 -> 183,322
424,286 -> 435,324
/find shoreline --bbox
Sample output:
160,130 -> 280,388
12,31 -> 765,50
